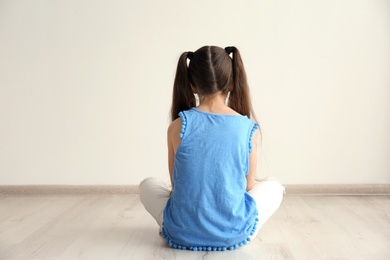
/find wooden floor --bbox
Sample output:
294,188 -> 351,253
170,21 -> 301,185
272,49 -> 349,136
0,195 -> 389,260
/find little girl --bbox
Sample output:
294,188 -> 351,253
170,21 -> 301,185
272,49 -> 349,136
139,46 -> 284,251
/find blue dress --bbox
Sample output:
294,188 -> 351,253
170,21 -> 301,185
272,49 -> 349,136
162,108 -> 259,251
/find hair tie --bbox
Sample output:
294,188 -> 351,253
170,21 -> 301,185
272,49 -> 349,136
187,51 -> 194,59
225,47 -> 233,54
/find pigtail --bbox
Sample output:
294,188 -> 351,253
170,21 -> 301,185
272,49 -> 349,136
227,46 -> 262,141
171,52 -> 196,121
227,47 -> 256,121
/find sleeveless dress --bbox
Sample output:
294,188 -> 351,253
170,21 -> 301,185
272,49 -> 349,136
162,108 -> 259,251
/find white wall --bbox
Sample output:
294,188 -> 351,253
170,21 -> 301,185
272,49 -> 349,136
0,0 -> 389,185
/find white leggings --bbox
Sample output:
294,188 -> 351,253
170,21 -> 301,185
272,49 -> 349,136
139,177 -> 285,238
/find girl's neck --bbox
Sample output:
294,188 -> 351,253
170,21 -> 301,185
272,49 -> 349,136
196,92 -> 239,115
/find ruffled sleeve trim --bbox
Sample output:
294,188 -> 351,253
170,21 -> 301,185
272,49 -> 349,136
248,123 -> 259,153
161,216 -> 259,251
178,111 -> 187,139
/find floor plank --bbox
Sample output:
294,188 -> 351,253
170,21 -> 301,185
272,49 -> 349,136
0,197 -> 82,245
0,195 -> 389,259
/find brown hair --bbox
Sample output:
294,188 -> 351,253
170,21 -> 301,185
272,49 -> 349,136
170,46 -> 259,127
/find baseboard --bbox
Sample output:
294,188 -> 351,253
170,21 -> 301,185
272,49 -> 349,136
0,185 -> 139,196
284,184 -> 390,195
0,184 -> 389,196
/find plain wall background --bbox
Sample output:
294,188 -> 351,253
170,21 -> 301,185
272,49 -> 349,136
0,0 -> 389,185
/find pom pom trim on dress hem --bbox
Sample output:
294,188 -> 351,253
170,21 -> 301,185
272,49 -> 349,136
161,217 -> 259,251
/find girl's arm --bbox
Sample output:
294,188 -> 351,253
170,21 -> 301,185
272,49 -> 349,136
246,129 -> 259,191
167,117 -> 182,189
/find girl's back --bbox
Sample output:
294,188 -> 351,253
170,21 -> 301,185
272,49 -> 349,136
162,108 -> 259,250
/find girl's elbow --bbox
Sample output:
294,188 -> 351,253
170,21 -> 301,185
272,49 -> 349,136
246,181 -> 255,192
